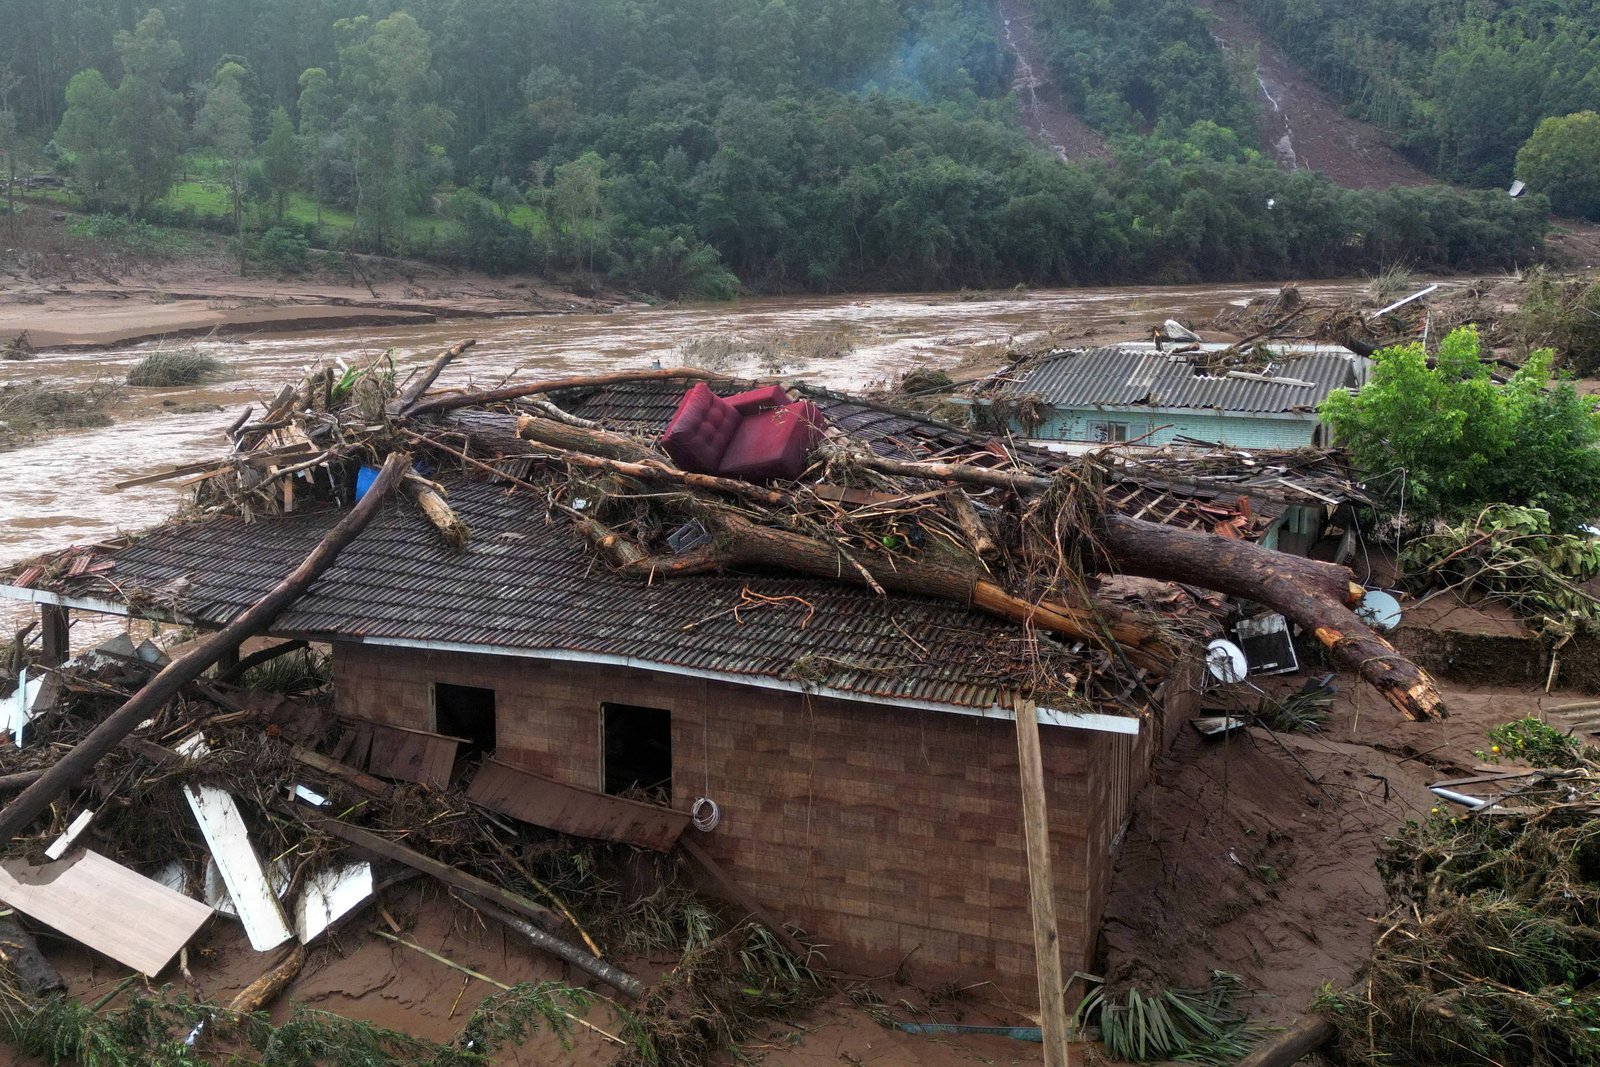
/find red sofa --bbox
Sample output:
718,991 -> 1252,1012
659,382 -> 823,481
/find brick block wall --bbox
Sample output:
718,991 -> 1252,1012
332,642 -> 1185,1002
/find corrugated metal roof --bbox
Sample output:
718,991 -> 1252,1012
1004,348 -> 1359,414
84,478 -> 1121,714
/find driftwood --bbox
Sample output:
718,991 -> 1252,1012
227,943 -> 306,1014
406,366 -> 726,418
392,338 -> 477,415
0,453 -> 413,842
514,415 -> 1444,720
1235,1012 -> 1336,1067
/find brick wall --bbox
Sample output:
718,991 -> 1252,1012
333,642 -> 1190,1001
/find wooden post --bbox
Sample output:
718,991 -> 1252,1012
214,644 -> 240,678
1013,694 -> 1072,1067
39,605 -> 69,667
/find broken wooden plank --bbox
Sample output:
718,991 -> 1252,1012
0,850 -> 211,976
467,758 -> 690,852
362,722 -> 462,789
1013,694 -> 1070,1067
287,744 -> 390,796
44,808 -> 96,861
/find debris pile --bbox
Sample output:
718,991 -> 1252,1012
0,640 -> 823,1064
1322,726 -> 1600,1066
0,340 -> 1462,1060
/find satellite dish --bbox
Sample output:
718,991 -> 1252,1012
1205,639 -> 1248,684
1356,589 -> 1403,632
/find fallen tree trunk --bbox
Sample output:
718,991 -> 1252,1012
847,451 -> 1442,721
0,453 -> 412,842
217,639 -> 309,684
510,412 -> 1444,719
228,943 -> 306,1014
407,366 -> 726,418
392,338 -> 476,415
1235,1012 -> 1335,1067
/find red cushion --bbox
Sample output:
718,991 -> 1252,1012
717,401 -> 823,481
660,382 -> 741,472
725,384 -> 791,415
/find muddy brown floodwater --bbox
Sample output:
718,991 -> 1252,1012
0,280 -> 1369,568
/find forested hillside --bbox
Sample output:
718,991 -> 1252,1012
0,1 -> 1552,295
1237,0 -> 1600,194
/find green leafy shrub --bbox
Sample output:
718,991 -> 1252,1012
251,226 -> 309,274
1321,326 -> 1600,531
1401,504 -> 1600,622
66,214 -> 194,257
1477,716 -> 1585,768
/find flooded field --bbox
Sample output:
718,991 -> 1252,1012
0,279 -> 1370,568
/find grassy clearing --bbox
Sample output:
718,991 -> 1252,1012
158,178 -> 554,249
0,379 -> 122,445
126,350 -> 226,387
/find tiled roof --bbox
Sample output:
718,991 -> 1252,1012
74,478 -> 1128,715
1003,348 -> 1358,414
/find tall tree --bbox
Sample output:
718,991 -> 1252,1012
110,9 -> 184,215
0,62 -> 19,234
1516,111 -> 1600,219
332,13 -> 451,254
295,66 -> 336,225
198,61 -> 254,238
260,105 -> 299,224
54,68 -> 123,211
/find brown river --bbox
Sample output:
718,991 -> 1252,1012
0,280 -> 1368,570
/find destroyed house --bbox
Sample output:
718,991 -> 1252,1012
2,377 -> 1353,1001
995,345 -> 1362,450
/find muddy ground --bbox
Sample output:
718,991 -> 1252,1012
0,211 -> 619,351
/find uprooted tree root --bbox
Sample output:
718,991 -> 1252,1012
1319,754 -> 1600,1066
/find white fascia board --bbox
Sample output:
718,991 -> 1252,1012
0,585 -> 186,623
359,635 -> 1143,736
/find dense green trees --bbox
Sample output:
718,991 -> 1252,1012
1321,327 -> 1600,532
1238,0 -> 1600,190
1516,112 -> 1600,219
0,2 -> 1559,292
53,10 -> 185,215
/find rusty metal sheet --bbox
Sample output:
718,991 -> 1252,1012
466,758 -> 690,852
361,722 -> 462,789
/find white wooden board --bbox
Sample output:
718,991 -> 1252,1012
182,782 -> 293,951
0,849 -> 212,975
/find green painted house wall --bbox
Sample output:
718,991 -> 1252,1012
1030,407 -> 1324,450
